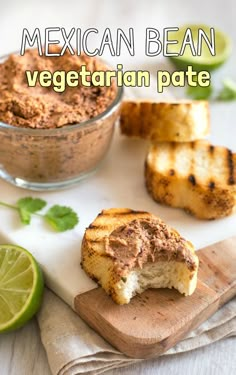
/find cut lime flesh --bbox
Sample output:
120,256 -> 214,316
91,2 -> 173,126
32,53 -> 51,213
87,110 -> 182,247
168,24 -> 232,71
0,245 -> 44,333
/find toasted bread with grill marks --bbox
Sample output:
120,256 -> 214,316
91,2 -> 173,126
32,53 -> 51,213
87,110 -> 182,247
81,208 -> 199,304
120,100 -> 210,142
145,141 -> 236,219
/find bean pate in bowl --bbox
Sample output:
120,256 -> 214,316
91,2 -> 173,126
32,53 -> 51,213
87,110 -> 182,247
0,48 -> 123,190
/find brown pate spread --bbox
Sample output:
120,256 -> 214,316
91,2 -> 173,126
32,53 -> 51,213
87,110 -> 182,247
105,218 -> 197,276
0,48 -> 119,183
0,47 -> 116,128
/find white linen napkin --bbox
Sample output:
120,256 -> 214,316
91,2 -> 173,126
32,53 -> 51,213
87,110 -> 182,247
37,289 -> 236,375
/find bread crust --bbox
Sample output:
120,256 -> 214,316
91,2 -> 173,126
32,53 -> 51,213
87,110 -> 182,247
145,142 -> 236,219
120,101 -> 210,142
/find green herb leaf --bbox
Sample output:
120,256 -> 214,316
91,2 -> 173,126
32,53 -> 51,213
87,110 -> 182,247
187,83 -> 213,100
45,205 -> 79,232
217,79 -> 236,101
18,208 -> 31,225
17,197 -> 47,225
17,197 -> 47,213
0,197 -> 79,232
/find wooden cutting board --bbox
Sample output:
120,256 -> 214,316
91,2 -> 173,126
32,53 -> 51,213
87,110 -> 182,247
75,236 -> 236,359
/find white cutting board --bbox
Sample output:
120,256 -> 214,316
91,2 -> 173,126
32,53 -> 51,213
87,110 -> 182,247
0,94 -> 235,308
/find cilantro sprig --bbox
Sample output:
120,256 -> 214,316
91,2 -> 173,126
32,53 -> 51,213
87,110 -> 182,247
0,197 -> 79,232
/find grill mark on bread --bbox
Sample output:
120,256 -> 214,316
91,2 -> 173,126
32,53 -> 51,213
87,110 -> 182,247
88,211 -> 150,231
101,210 -> 148,217
87,238 -> 104,243
151,102 -> 156,113
88,224 -> 110,229
209,145 -> 214,154
100,209 -> 132,216
88,224 -> 95,229
209,181 -> 215,190
188,174 -> 196,186
228,149 -> 235,185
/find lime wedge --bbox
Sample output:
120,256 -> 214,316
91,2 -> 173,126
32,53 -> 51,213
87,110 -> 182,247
168,24 -> 232,71
0,245 -> 44,333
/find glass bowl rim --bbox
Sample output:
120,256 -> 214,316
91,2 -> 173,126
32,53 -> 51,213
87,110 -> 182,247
0,51 -> 123,135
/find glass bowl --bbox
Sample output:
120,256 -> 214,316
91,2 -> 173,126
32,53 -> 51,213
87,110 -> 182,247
0,55 -> 123,191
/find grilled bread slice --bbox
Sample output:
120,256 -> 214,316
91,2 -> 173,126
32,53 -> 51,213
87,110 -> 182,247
145,141 -> 236,219
120,100 -> 210,142
81,208 -> 199,305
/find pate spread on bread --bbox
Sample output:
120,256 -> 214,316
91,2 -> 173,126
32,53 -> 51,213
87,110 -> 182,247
81,208 -> 199,304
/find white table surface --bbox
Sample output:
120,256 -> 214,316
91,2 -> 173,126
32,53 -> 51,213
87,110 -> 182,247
0,0 -> 236,374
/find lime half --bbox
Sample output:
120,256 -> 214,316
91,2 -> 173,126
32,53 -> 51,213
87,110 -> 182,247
168,24 -> 232,71
0,245 -> 44,333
